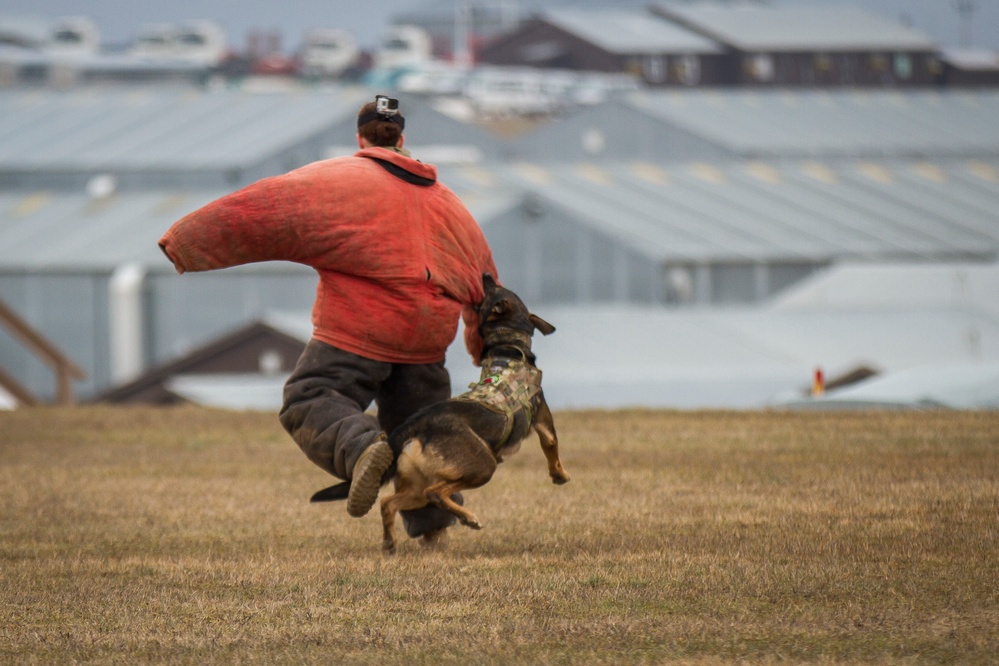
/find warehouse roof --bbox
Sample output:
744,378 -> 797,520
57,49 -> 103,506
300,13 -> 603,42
2,156 -> 997,271
0,186 -> 518,271
0,86 -> 367,174
625,89 -> 999,158
541,8 -> 723,54
652,3 -> 937,51
459,158 -> 999,263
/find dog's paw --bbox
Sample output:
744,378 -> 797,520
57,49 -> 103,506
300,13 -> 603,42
460,516 -> 483,530
382,540 -> 397,556
551,470 -> 571,485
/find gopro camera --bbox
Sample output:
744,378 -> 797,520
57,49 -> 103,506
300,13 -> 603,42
375,95 -> 400,116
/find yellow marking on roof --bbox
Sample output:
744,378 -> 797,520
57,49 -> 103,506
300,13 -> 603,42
84,194 -> 117,216
968,160 -> 999,182
152,194 -> 189,215
689,162 -> 725,184
851,91 -> 871,106
127,90 -> 152,105
802,162 -> 837,184
512,162 -> 553,186
576,163 -> 612,186
857,162 -> 893,183
15,91 -> 43,108
745,161 -> 781,184
12,192 -> 50,217
913,162 -> 946,183
630,162 -> 671,185
70,89 -> 96,106
664,91 -> 685,106
463,166 -> 496,187
959,92 -> 982,107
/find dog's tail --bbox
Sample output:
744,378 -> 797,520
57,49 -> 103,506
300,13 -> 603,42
309,481 -> 351,503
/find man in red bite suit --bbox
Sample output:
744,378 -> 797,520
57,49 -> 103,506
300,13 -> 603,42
159,95 -> 498,538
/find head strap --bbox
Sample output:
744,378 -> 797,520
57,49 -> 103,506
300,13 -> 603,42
357,111 -> 405,130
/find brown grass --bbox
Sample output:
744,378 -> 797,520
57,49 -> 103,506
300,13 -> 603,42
1,406 -> 997,664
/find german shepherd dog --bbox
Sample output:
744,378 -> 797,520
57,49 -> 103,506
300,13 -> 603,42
311,274 -> 570,554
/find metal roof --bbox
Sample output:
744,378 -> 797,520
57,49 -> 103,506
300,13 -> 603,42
0,186 -> 516,271
154,293 -> 999,410
541,8 -> 723,55
454,158 -> 999,263
770,261 -> 999,318
0,189 -> 228,270
652,3 -> 937,51
626,89 -> 999,158
2,156 -> 997,271
0,86 -> 368,173
779,364 -> 999,410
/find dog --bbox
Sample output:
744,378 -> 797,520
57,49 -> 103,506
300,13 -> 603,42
310,274 -> 570,554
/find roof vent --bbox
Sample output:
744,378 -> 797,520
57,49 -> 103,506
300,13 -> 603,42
86,174 -> 117,200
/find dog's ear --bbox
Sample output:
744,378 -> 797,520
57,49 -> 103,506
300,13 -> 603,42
530,314 -> 556,336
482,273 -> 498,291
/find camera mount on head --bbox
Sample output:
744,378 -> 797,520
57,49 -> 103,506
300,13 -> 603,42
357,95 -> 405,130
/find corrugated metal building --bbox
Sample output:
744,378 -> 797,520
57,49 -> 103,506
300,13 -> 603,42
478,8 -> 726,86
507,89 -> 999,162
650,2 -> 940,87
2,84 -> 998,403
480,4 -> 941,88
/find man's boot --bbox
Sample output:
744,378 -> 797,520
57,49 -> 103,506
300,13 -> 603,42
346,434 -> 393,518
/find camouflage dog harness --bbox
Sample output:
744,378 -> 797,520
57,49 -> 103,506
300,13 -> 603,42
453,359 -> 542,448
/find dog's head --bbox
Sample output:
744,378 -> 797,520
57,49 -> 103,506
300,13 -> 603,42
477,274 -> 555,360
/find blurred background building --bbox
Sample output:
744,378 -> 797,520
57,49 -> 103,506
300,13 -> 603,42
1,1 -> 998,409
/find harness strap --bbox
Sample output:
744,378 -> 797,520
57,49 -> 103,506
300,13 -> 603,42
453,359 -> 541,450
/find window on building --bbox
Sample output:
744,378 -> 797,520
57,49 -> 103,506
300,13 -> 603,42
643,56 -> 666,84
893,53 -> 912,79
745,54 -> 775,82
674,55 -> 701,85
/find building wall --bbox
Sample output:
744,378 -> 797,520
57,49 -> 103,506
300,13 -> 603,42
0,267 -> 318,402
478,19 -> 730,87
0,272 -> 109,401
941,65 -> 999,87
481,199 -> 823,308
735,50 -> 940,87
146,268 -> 317,365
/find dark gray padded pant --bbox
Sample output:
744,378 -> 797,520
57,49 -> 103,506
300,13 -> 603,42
279,339 -> 451,481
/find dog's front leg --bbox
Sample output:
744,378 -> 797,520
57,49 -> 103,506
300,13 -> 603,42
380,495 -> 401,555
382,488 -> 441,554
533,393 -> 570,485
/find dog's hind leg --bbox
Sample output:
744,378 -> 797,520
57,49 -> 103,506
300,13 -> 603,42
533,392 -> 570,485
380,491 -> 428,555
425,480 -> 483,530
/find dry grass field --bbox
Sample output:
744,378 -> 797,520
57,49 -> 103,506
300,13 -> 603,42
1,406 -> 997,664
